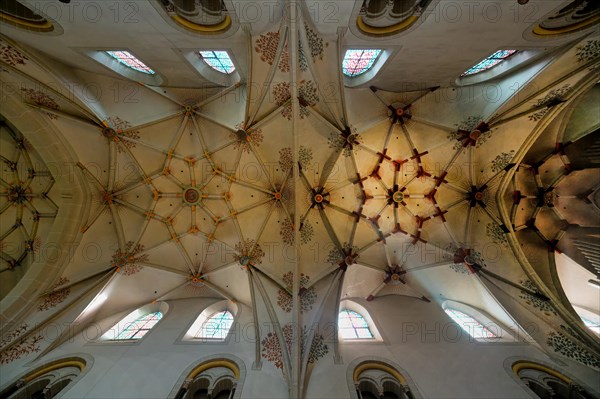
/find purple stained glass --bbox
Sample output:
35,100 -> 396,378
106,51 -> 155,75
342,49 -> 382,77
461,50 -> 517,76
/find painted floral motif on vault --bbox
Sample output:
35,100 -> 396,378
327,243 -> 359,265
279,147 -> 293,172
277,271 -> 317,313
0,324 -> 43,365
528,84 -> 571,122
38,277 -> 70,312
231,124 -> 264,153
255,31 -> 290,72
327,129 -> 362,157
298,146 -> 313,169
518,279 -> 557,316
576,40 -> 600,70
111,241 -> 148,275
300,219 -> 314,245
490,150 -> 515,173
547,331 -> 599,368
106,116 -> 141,152
20,89 -> 59,120
280,218 -> 295,245
235,239 -> 265,266
272,80 -> 319,120
448,249 -> 486,274
486,222 -> 508,246
448,115 -> 491,149
261,323 -> 328,370
0,41 -> 28,67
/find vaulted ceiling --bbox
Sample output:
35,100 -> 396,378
0,0 -> 599,395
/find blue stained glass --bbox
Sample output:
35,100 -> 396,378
199,50 -> 236,74
445,308 -> 497,339
115,311 -> 163,340
338,309 -> 374,339
461,50 -> 517,76
342,49 -> 382,77
105,51 -> 155,75
196,311 -> 234,339
582,317 -> 600,334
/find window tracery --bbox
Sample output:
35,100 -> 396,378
101,304 -> 167,341
105,51 -> 155,75
199,50 -> 235,74
195,311 -> 234,340
339,309 -> 374,340
342,49 -> 382,77
460,50 -> 517,76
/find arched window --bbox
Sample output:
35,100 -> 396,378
349,360 -> 421,399
105,51 -> 155,75
169,357 -> 244,399
101,302 -> 168,341
444,308 -> 497,340
199,50 -> 235,74
512,360 -> 597,399
184,301 -> 238,342
460,50 -> 517,76
342,49 -> 382,77
338,309 -> 374,339
196,311 -> 234,340
113,311 -> 163,340
0,357 -> 87,399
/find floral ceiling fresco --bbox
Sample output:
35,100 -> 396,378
0,4 -> 598,396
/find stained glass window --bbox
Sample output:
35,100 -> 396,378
338,309 -> 374,339
461,50 -> 518,76
342,49 -> 382,77
445,308 -> 497,339
582,317 -> 600,334
199,50 -> 235,74
115,311 -> 163,340
105,51 -> 155,75
195,311 -> 234,339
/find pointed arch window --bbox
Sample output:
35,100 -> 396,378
342,49 -> 382,77
445,308 -> 497,340
113,311 -> 162,340
461,50 -> 518,76
199,50 -> 235,74
105,50 -> 155,75
338,309 -> 374,339
101,311 -> 163,341
195,310 -> 234,340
